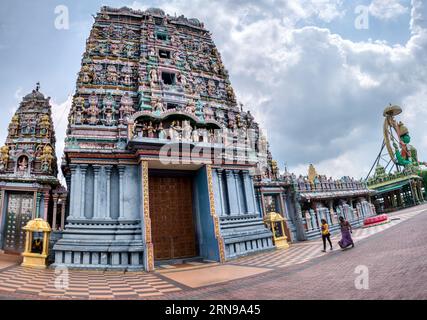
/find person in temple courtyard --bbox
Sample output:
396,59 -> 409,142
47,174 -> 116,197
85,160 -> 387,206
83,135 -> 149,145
321,219 -> 333,252
338,216 -> 354,249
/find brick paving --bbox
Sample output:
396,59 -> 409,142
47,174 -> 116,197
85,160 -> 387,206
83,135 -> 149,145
0,204 -> 425,299
154,206 -> 427,300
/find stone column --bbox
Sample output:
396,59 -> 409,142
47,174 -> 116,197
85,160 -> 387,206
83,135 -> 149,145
104,166 -> 112,219
249,172 -> 259,215
43,191 -> 50,221
60,197 -> 66,230
78,165 -> 87,219
52,195 -> 59,231
93,165 -> 101,219
233,170 -> 243,214
118,165 -> 126,220
36,192 -> 41,219
242,171 -> 255,214
225,170 -> 239,215
216,169 -> 225,216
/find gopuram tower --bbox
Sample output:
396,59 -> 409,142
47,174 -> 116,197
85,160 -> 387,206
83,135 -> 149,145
0,85 -> 66,254
53,6 -> 273,271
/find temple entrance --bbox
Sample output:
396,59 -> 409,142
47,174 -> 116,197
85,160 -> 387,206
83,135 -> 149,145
149,172 -> 197,261
2,192 -> 34,253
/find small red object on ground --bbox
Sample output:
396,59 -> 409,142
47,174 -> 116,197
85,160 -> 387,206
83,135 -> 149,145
363,214 -> 390,228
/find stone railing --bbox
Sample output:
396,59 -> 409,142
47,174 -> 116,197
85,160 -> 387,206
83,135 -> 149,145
290,176 -> 368,192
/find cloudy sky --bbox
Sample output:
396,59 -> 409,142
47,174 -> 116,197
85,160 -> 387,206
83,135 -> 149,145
0,0 -> 426,181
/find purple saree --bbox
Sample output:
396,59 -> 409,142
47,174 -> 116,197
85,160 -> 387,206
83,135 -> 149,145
338,222 -> 354,249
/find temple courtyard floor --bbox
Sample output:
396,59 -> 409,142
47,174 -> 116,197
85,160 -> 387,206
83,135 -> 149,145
0,204 -> 426,300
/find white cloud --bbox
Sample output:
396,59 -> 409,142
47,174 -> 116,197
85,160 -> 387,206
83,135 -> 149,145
51,95 -> 72,183
369,0 -> 409,21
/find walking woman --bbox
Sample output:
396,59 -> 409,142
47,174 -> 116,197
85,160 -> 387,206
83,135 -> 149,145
321,219 -> 333,252
338,216 -> 354,249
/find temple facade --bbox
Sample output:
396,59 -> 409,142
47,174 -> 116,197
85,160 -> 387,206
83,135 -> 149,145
52,6 -> 273,271
0,85 -> 66,254
255,165 -> 377,241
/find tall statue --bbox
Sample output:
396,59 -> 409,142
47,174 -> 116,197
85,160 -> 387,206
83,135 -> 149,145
383,105 -> 426,168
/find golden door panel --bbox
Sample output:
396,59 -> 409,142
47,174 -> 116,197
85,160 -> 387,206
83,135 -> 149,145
149,175 -> 197,260
3,193 -> 33,253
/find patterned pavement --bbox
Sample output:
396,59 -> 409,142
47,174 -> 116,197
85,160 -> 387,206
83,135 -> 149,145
0,206 -> 425,299
230,208 -> 424,269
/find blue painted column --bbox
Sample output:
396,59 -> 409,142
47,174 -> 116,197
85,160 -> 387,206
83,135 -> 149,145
212,169 -> 223,216
242,171 -> 255,214
93,165 -> 101,219
68,165 -> 78,219
216,169 -> 226,216
118,165 -> 126,220
79,165 -> 87,219
233,170 -> 243,214
104,166 -> 112,220
225,170 -> 239,215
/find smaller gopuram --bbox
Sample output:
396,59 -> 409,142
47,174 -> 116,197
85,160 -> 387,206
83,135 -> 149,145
0,85 -> 66,254
366,105 -> 425,213
255,163 -> 376,242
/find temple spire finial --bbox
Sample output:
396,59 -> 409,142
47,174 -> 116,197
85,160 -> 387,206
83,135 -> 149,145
36,82 -> 40,92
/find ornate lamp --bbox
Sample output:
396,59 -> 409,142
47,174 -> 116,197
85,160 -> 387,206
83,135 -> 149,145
263,212 -> 289,249
21,218 -> 52,268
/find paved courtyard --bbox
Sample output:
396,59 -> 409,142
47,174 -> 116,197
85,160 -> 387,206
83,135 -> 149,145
0,204 -> 426,300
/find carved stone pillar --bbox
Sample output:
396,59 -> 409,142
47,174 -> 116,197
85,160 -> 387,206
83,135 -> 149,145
104,166 -> 112,219
93,165 -> 101,219
233,170 -> 243,214
118,165 -> 126,220
79,165 -> 87,219
217,169 -> 226,216
225,170 -> 238,215
43,191 -> 50,221
242,171 -> 255,214
60,197 -> 66,230
52,195 -> 59,230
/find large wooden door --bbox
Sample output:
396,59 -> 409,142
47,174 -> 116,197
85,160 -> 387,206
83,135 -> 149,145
149,174 -> 197,260
3,192 -> 34,253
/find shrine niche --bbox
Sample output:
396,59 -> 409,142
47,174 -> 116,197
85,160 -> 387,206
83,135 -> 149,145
129,112 -> 222,144
0,84 -> 66,254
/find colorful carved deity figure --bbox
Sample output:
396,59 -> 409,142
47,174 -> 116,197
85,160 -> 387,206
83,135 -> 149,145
119,93 -> 134,123
149,68 -> 158,87
204,105 -> 214,120
169,121 -> 182,141
152,98 -> 165,113
38,115 -> 51,137
121,65 -> 133,86
182,120 -> 193,142
146,121 -> 156,138
185,100 -> 196,114
0,145 -> 9,171
158,122 -> 167,140
17,156 -> 29,175
226,83 -> 236,102
39,144 -> 54,173
106,65 -> 118,84
102,93 -> 117,126
9,115 -> 20,137
207,79 -> 216,96
227,111 -> 236,130
86,92 -> 100,125
80,64 -> 94,84
21,118 -> 36,135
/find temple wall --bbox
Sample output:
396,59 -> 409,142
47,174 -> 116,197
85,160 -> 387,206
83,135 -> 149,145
212,168 -> 274,259
52,163 -> 145,270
